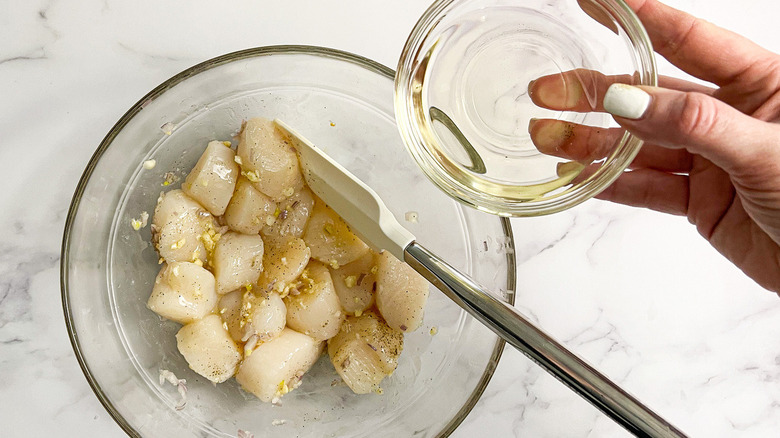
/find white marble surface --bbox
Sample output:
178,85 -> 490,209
1,0 -> 779,436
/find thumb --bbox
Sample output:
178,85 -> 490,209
603,83 -> 777,176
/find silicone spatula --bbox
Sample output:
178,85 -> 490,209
274,119 -> 685,438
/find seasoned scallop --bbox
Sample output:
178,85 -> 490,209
303,200 -> 369,267
239,291 -> 286,343
176,314 -> 242,383
182,141 -> 240,216
147,261 -> 217,324
328,311 -> 403,394
223,177 -> 277,235
217,289 -> 244,343
235,328 -> 324,403
284,261 -> 344,341
257,237 -> 311,295
151,189 -> 216,264
330,251 -> 377,315
261,187 -> 315,246
212,232 -> 264,294
236,118 -> 303,201
375,251 -> 429,332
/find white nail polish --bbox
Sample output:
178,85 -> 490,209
603,84 -> 651,119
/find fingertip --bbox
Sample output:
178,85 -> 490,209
527,78 -> 540,105
527,117 -> 539,134
528,74 -> 584,110
528,118 -> 572,154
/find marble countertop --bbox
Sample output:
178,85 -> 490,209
2,0 -> 779,436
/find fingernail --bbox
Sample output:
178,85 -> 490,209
603,84 -> 651,119
527,117 -> 539,134
529,119 -> 573,153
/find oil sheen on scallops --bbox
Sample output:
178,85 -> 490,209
146,117 -> 429,402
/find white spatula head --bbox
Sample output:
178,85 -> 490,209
274,120 -> 415,260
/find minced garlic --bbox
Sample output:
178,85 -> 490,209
198,222 -> 222,259
242,169 -> 260,182
276,380 -> 290,397
131,211 -> 149,231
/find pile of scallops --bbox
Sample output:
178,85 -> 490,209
146,118 -> 429,403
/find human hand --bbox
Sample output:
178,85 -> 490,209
528,0 -> 780,293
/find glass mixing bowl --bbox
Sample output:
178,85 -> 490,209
395,0 -> 657,216
61,46 -> 516,437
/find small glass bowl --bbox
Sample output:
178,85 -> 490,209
395,0 -> 657,216
62,46 -> 516,437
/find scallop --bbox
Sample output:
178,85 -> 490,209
257,237 -> 311,295
261,187 -> 315,246
236,118 -> 303,201
235,328 -> 324,402
217,289 -> 244,343
147,261 -> 217,324
284,261 -> 344,341
303,200 -> 369,267
176,314 -> 242,383
151,189 -> 215,264
182,140 -> 239,216
327,311 -> 403,394
223,177 -> 277,235
374,251 -> 429,332
238,291 -> 286,343
211,232 -> 265,294
330,251 -> 377,315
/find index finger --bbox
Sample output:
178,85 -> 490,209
625,0 -> 775,86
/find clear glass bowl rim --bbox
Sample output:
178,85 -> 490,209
60,45 -> 518,438
394,0 -> 659,217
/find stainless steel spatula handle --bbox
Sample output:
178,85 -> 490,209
404,242 -> 687,438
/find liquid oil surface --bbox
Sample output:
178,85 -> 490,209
412,6 -> 611,201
